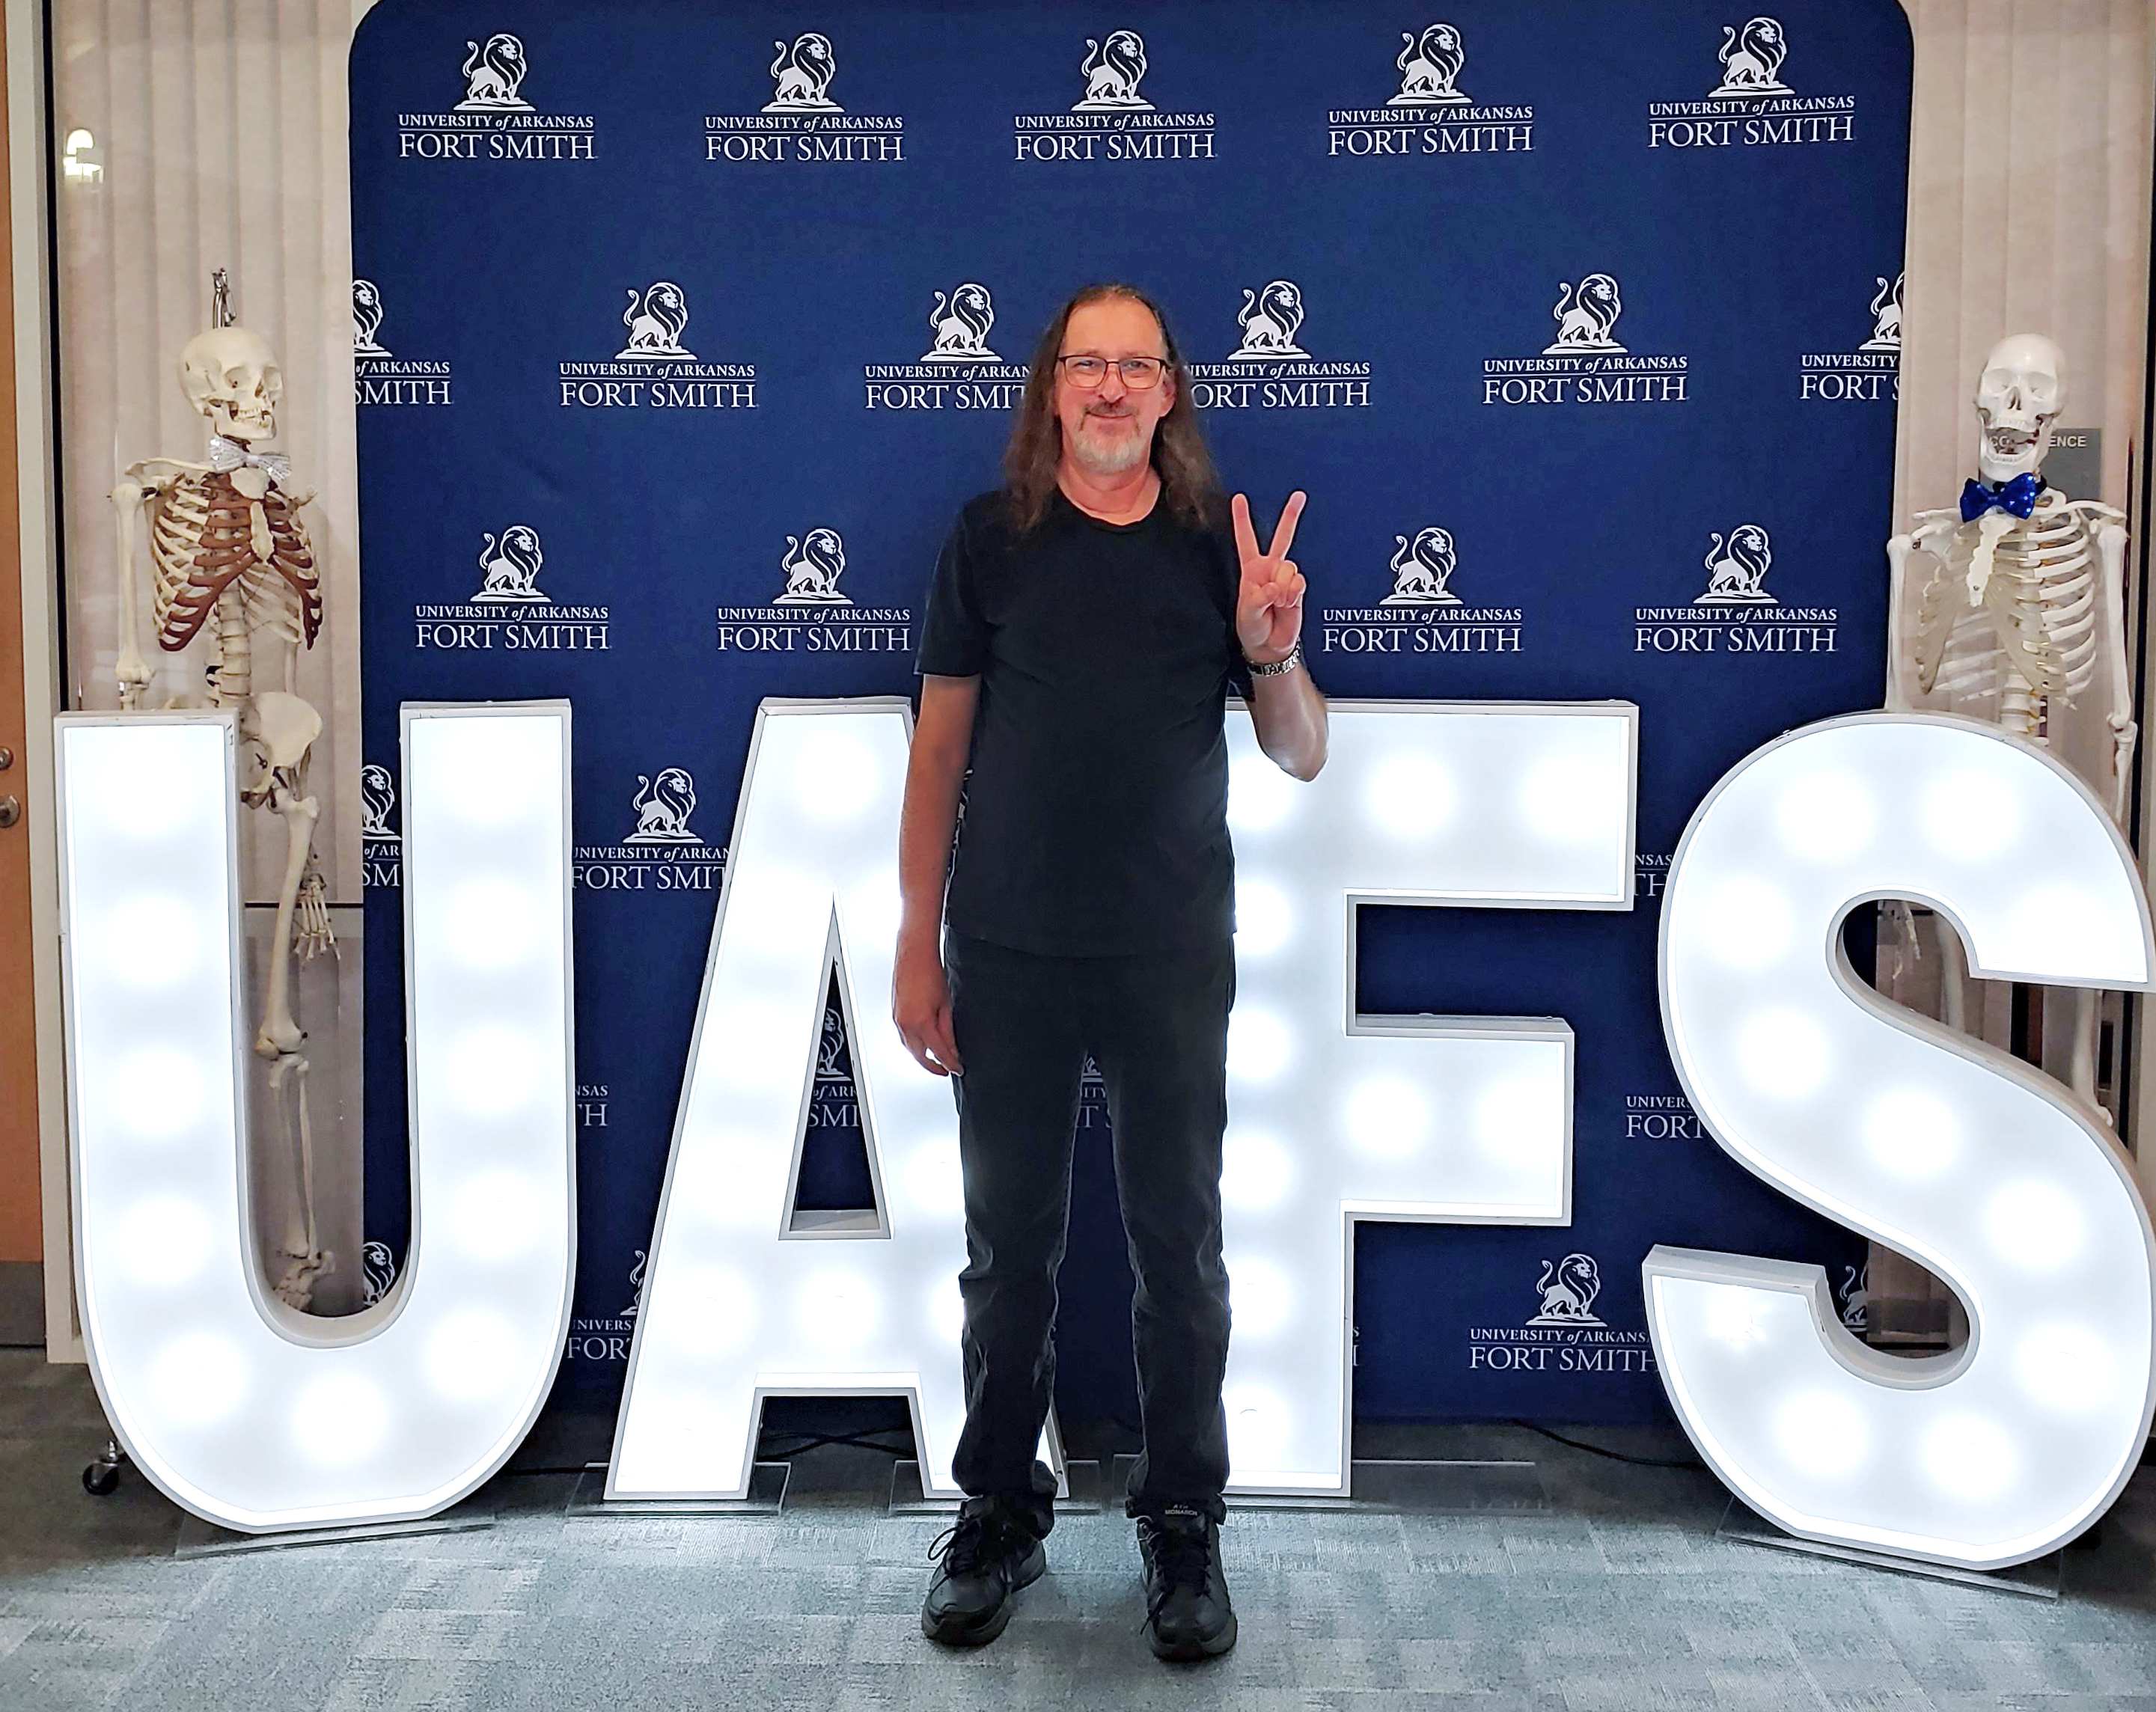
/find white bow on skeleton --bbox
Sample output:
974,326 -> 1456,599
208,433 -> 291,489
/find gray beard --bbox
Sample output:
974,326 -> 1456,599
1069,418 -> 1152,477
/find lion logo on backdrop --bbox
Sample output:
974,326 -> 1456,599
456,31 -> 533,112
1545,274 -> 1625,354
1230,281 -> 1308,360
923,284 -> 1000,362
766,31 -> 840,112
360,764 -> 398,840
617,281 -> 694,361
817,998 -> 850,1079
1381,527 -> 1462,605
352,279 -> 389,355
1838,1261 -> 1871,1332
773,528 -> 852,605
1697,524 -> 1777,605
473,525 -> 549,603
1860,272 -> 1903,352
1390,23 -> 1470,106
361,1241 -> 398,1307
1075,30 -> 1151,111
624,768 -> 702,846
1528,1253 -> 1604,1327
1709,16 -> 1792,98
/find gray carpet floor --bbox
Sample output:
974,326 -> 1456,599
0,1351 -> 2152,1711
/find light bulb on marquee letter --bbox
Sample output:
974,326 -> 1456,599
1650,713 -> 2156,1571
609,697 -> 1637,1500
57,706 -> 576,1534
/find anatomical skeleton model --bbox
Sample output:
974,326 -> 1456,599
1887,332 -> 2135,1104
112,272 -> 335,1308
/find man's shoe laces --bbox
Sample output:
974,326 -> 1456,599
1140,1516 -> 1215,1630
929,1505 -> 1016,1577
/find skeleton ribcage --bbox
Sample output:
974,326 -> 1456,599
148,471 -> 321,660
1917,499 -> 2098,721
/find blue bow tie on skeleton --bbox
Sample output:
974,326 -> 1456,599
1959,471 -> 2045,524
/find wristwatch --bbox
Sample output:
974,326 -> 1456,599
1246,642 -> 1304,678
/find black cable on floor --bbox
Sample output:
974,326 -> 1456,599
755,1431 -> 916,1459
1509,1422 -> 1705,1470
498,1432 -> 915,1476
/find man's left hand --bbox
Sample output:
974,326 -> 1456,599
1233,490 -> 1307,664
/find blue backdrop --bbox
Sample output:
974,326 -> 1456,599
351,0 -> 1912,1425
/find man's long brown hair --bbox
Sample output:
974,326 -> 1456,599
1002,282 -> 1223,534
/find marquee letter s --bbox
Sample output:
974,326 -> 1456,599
1649,714 -> 2156,1569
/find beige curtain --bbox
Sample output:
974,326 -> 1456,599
1895,0 -> 2153,526
51,0 -> 369,1311
53,0 -> 363,885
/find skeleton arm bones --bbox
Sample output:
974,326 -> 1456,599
1884,510 -> 1958,712
111,481 -> 150,709
111,457 -> 213,708
2089,509 -> 2136,822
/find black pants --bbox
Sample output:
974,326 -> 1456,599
944,930 -> 1235,1538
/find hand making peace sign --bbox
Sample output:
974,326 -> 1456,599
1233,490 -> 1307,664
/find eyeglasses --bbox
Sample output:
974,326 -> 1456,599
1057,354 -> 1168,391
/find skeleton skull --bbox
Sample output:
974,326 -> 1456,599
180,325 -> 283,444
1973,331 -> 2065,486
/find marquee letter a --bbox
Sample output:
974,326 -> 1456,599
609,700 -> 982,1499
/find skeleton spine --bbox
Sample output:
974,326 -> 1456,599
213,583 -> 251,706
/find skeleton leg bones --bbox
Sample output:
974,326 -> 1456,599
2044,986 -> 2101,1110
242,691 -> 335,1304
266,1056 -> 329,1308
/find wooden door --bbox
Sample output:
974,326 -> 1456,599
0,12 -> 40,1342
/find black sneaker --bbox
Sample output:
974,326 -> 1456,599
1136,1506 -> 1237,1661
921,1496 -> 1047,1647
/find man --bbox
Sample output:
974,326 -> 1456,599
893,283 -> 1326,1661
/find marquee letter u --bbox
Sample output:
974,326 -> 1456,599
55,705 -> 575,1534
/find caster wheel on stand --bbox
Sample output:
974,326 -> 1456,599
83,1438 -> 126,1497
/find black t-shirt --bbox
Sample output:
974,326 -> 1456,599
917,486 -> 1245,956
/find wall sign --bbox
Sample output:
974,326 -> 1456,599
351,0 -> 1912,1423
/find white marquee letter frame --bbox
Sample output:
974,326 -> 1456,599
1218,699 -> 1636,1491
56,704 -> 576,1534
1649,712 -> 2156,1570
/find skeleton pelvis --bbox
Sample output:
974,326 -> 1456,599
242,690 -> 323,771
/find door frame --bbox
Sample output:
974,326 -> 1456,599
7,0 -> 74,1360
